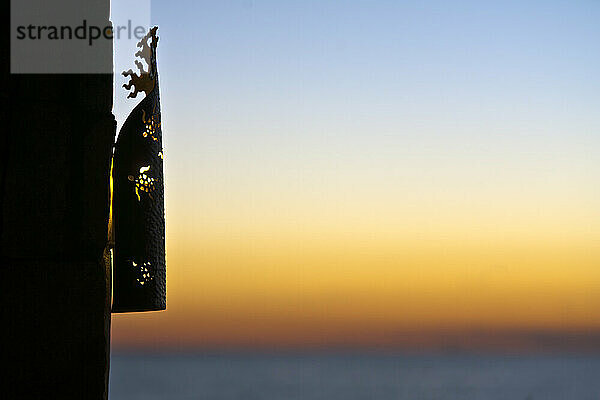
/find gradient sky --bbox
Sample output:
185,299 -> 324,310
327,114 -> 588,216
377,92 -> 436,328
111,0 -> 600,351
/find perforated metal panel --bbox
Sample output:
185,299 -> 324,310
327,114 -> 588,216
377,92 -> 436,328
112,27 -> 166,312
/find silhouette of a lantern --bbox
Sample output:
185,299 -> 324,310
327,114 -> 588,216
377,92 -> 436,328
112,27 -> 166,312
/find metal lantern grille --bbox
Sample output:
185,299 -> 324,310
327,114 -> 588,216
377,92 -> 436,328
112,27 -> 166,312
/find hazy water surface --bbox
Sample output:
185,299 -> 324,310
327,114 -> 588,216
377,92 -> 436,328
110,352 -> 600,400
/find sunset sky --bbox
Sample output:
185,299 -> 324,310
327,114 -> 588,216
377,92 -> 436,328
111,0 -> 600,351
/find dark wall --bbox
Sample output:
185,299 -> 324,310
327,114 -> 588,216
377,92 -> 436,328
1,2 -> 115,399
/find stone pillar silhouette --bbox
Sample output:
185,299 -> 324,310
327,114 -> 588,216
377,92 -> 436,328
1,1 -> 115,398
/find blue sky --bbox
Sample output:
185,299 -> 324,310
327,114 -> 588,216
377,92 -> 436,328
112,0 -> 600,349
141,0 -> 600,228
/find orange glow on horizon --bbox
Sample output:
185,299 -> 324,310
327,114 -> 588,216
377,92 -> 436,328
112,221 -> 600,350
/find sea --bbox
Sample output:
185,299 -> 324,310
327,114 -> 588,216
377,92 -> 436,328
109,352 -> 600,400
